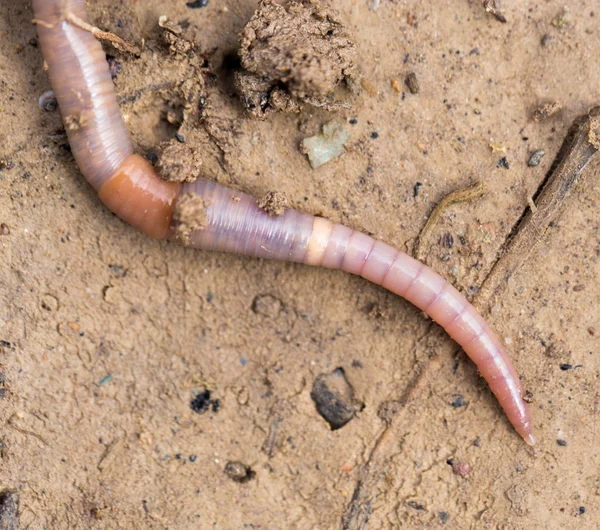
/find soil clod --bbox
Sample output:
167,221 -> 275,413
235,0 -> 359,118
533,101 -> 561,122
257,191 -> 289,216
173,193 -> 209,245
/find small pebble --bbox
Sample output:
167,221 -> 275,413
448,458 -> 471,476
0,224 -> 9,236
588,327 -> 596,336
527,150 -> 545,167
579,506 -> 586,515
497,157 -> 510,169
186,0 -> 209,7
0,491 -> 19,530
0,160 -> 14,171
310,368 -> 361,430
559,364 -> 573,371
405,72 -> 420,94
413,181 -> 423,198
450,395 -> 466,408
557,439 -> 567,446
224,461 -> 255,483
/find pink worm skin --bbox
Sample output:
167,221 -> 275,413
32,0 -> 534,445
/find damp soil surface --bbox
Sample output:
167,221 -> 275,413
1,1 -> 600,529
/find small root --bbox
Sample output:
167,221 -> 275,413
65,12 -> 140,55
414,182 -> 487,261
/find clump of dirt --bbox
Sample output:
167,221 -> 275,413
172,192 -> 209,244
235,0 -> 360,119
257,190 -> 289,216
156,140 -> 203,182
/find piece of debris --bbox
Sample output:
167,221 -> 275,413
310,368 -> 362,429
38,90 -> 57,112
450,394 -> 466,408
551,8 -> 570,28
236,0 -> 360,118
482,0 -> 507,23
156,140 -> 202,183
0,224 -> 9,236
190,389 -> 220,414
439,232 -> 454,249
497,157 -> 510,169
557,438 -> 567,446
301,120 -> 351,168
405,72 -> 419,94
0,491 -> 19,530
0,160 -> 14,171
527,150 -> 545,167
96,375 -> 113,387
413,181 -> 423,198
224,461 -> 255,483
391,79 -> 401,93
489,142 -> 506,154
533,101 -> 561,122
257,191 -> 289,216
172,193 -> 209,244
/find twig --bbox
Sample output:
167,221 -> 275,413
413,181 -> 487,261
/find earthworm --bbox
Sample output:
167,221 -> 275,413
32,0 -> 534,445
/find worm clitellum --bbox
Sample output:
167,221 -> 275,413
32,0 -> 534,445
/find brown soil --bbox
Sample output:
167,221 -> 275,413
1,1 -> 600,529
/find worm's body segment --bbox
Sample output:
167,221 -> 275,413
32,0 -> 534,444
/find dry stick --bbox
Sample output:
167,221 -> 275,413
477,107 -> 600,309
413,181 -> 487,262
342,107 -> 600,530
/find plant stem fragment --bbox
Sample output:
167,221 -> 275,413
414,182 -> 487,261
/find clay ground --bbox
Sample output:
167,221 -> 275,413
1,0 -> 599,528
